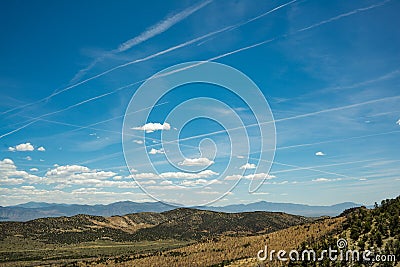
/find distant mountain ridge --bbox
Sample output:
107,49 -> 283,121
0,200 -> 362,221
202,201 -> 362,217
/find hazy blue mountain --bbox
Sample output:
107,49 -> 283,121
0,200 -> 362,221
0,201 -> 176,221
202,201 -> 362,217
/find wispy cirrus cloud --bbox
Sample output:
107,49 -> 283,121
0,0 -> 394,142
71,0 -> 212,83
117,1 -> 212,52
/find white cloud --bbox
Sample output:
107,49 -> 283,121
37,146 -> 46,151
45,165 -> 117,187
315,151 -> 325,156
8,142 -> 34,152
178,157 -> 214,166
312,178 -> 342,182
225,173 -> 276,181
130,170 -> 219,181
180,179 -> 221,187
133,140 -> 144,144
396,119 -> 400,125
30,168 -> 39,172
132,122 -> 171,133
239,163 -> 256,169
129,172 -> 158,179
0,158 -> 41,184
149,148 -> 165,155
236,155 -> 245,159
21,185 -> 36,190
46,165 -> 90,178
25,156 -> 32,161
312,178 -> 329,182
160,180 -> 173,185
160,170 -> 218,179
137,180 -> 156,185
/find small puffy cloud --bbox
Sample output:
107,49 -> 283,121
178,157 -> 214,167
315,151 -> 325,156
133,140 -> 144,144
236,155 -> 245,159
160,170 -> 218,179
160,180 -> 173,185
30,168 -> 39,172
181,179 -> 208,187
132,122 -> 171,133
25,156 -> 32,161
181,179 -> 222,187
225,173 -> 275,181
8,142 -> 34,152
396,119 -> 400,125
239,163 -> 256,170
149,148 -> 165,155
312,178 -> 329,182
37,146 -> 46,151
312,178 -> 342,182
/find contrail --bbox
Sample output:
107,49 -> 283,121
1,0 -> 299,117
298,0 -> 391,33
276,129 -> 400,150
20,102 -> 169,138
70,0 -> 212,83
117,0 -> 212,53
0,82 -> 138,139
270,158 -> 379,176
147,95 -> 400,146
0,0 -> 392,139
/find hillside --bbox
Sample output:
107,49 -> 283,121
84,196 -> 399,267
0,208 -> 311,245
286,196 -> 400,266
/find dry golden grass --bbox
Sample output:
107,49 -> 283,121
87,216 -> 153,233
88,217 -> 345,267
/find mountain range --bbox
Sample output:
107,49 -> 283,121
0,200 -> 362,221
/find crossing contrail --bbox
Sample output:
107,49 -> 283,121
0,0 -> 392,139
70,0 -> 212,83
1,0 -> 299,117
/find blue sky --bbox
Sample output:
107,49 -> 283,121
0,0 -> 399,206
